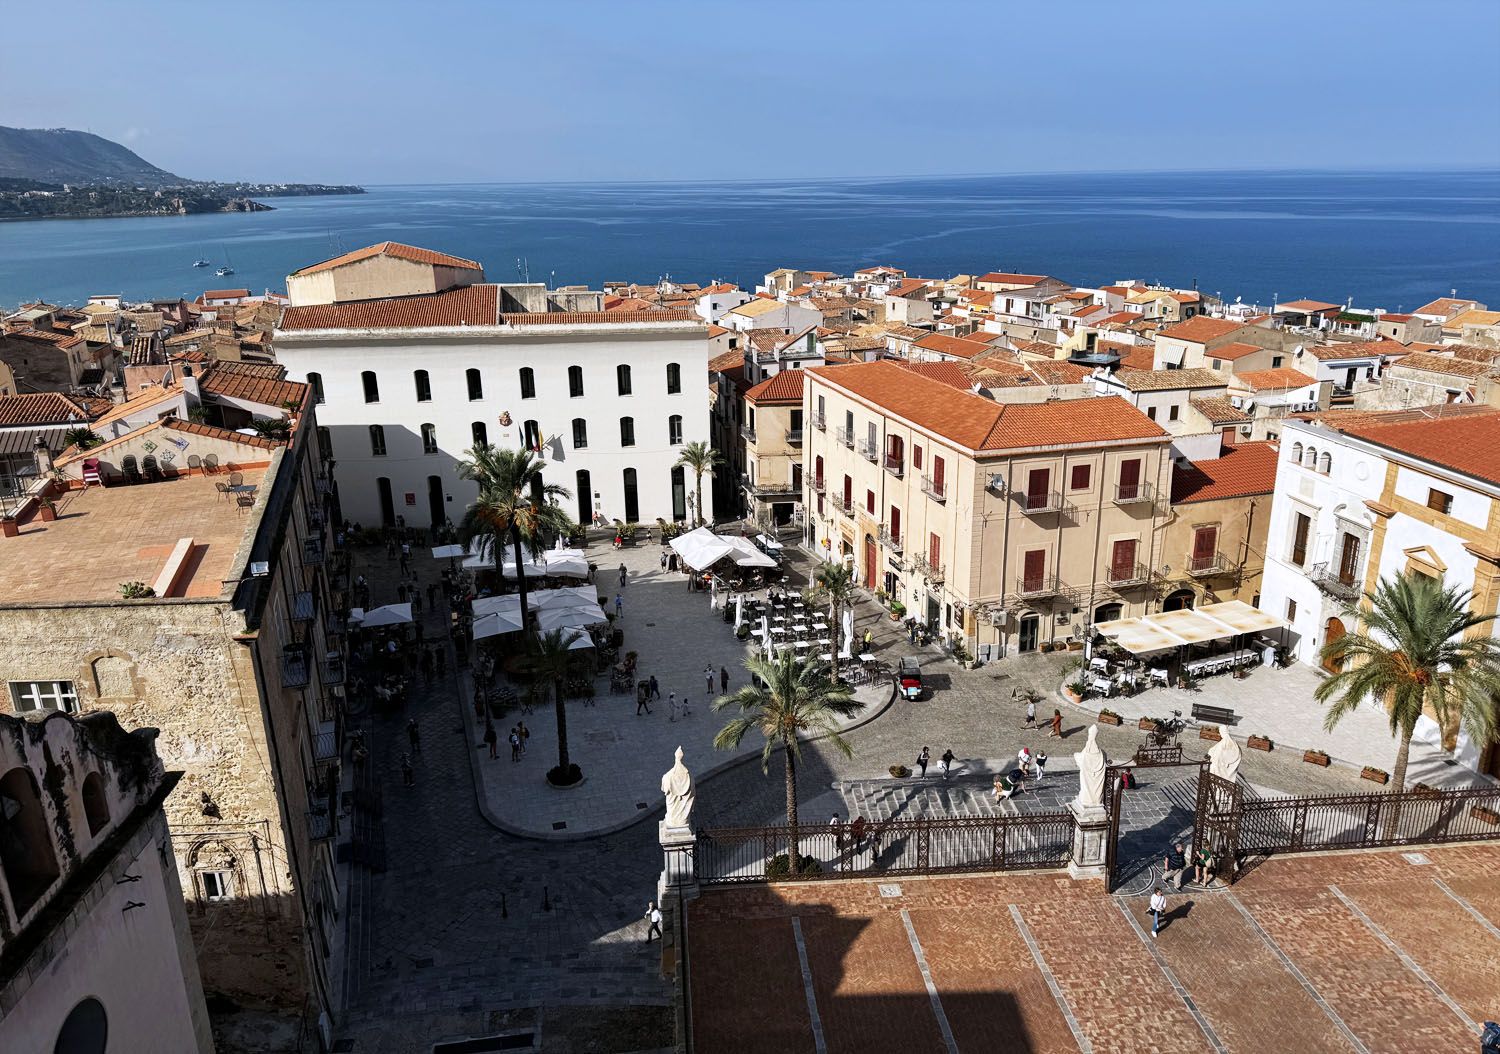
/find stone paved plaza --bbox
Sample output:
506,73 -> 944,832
689,842 -> 1500,1054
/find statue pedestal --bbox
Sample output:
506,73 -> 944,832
658,822 -> 699,904
1067,800 -> 1110,880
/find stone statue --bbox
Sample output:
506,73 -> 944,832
1207,727 -> 1242,783
661,746 -> 695,829
1074,724 -> 1107,808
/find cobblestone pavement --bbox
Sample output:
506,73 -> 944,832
688,842 -> 1500,1053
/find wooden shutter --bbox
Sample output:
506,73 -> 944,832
1111,539 -> 1136,580
1192,526 -> 1218,562
1337,533 -> 1361,585
1118,458 -> 1141,500
929,533 -> 942,569
890,506 -> 901,543
1291,514 -> 1309,566
1028,468 -> 1049,506
1023,549 -> 1045,591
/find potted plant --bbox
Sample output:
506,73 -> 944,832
1303,748 -> 1331,767
1065,678 -> 1087,703
1247,734 -> 1273,751
889,600 -> 906,621
1199,725 -> 1221,742
1472,804 -> 1500,826
0,516 -> 17,538
38,499 -> 58,522
1066,639 -> 1084,651
1097,708 -> 1123,726
119,581 -> 156,599
889,764 -> 910,778
1412,782 -> 1441,797
1360,765 -> 1389,785
735,623 -> 752,641
1138,716 -> 1159,732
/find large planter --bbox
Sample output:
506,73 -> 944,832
1472,806 -> 1500,827
1360,766 -> 1389,785
1097,711 -> 1122,726
1247,735 -> 1273,752
1199,726 -> 1221,742
0,518 -> 17,538
1303,750 -> 1331,767
38,504 -> 57,522
1138,717 -> 1158,732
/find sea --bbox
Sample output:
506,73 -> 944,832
1,170 -> 1497,311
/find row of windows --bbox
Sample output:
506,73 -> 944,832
325,363 -> 686,406
366,416 -> 684,456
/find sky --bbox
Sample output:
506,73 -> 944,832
3,0 -> 1499,185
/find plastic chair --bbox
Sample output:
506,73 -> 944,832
121,455 -> 141,484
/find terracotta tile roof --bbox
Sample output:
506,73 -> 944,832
210,359 -> 287,379
1207,342 -> 1265,362
709,348 -> 744,373
3,327 -> 83,350
1109,342 -> 1156,370
886,280 -> 930,300
1302,339 -> 1404,361
707,324 -> 730,338
1157,316 -> 1246,343
808,362 -> 1165,453
960,290 -> 996,307
1171,442 -> 1279,503
1113,368 -> 1225,392
883,324 -> 929,341
912,332 -> 988,360
1028,359 -> 1092,386
604,296 -> 659,312
1188,395 -> 1252,425
1333,408 -> 1500,489
1277,299 -> 1340,313
200,363 -> 308,411
744,369 -> 805,405
165,417 -> 281,449
1380,313 -> 1415,323
0,392 -> 102,427
502,310 -> 700,327
1447,309 -> 1500,330
290,241 -> 482,276
202,288 -> 251,300
1413,297 -> 1478,317
90,385 -> 180,430
1234,367 -> 1319,392
978,272 -> 1050,286
1389,352 -> 1495,379
280,285 -> 500,331
1446,344 -> 1500,364
1095,310 -> 1143,327
901,361 -> 974,390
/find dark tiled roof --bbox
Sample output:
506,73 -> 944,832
0,392 -> 102,427
279,285 -> 500,331
200,363 -> 308,411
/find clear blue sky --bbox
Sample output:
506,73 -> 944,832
4,0 -> 1498,184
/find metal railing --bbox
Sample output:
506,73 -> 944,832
321,653 -> 346,685
810,476 -> 825,494
831,494 -> 855,517
877,525 -> 903,553
1018,489 -> 1064,515
282,647 -> 311,688
1187,551 -> 1228,576
291,590 -> 316,622
1311,561 -> 1361,602
883,454 -> 904,478
747,478 -> 800,498
911,554 -> 944,583
785,428 -> 803,445
857,439 -> 879,462
834,425 -> 854,448
1014,572 -> 1064,598
303,536 -> 325,566
695,813 -> 1074,884
1107,562 -> 1153,588
920,475 -> 946,501
1112,481 -> 1154,506
811,411 -> 826,431
1237,784 -> 1500,857
741,425 -> 757,443
312,721 -> 339,763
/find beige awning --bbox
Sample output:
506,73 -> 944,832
1095,618 -> 1185,655
1197,600 -> 1289,636
1096,601 -> 1287,655
1150,608 -> 1232,645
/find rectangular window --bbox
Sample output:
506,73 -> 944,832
568,366 -> 584,398
668,415 -> 683,445
1290,511 -> 1310,567
471,421 -> 488,447
1337,532 -> 1362,586
666,363 -> 682,394
1147,406 -> 1157,421
1271,355 -> 1284,368
932,455 -> 945,494
519,368 -> 536,399
620,417 -> 636,447
913,444 -> 923,470
1286,598 -> 1297,622
866,489 -> 875,514
202,870 -> 233,901
421,423 -> 438,455
1069,464 -> 1091,491
369,425 -> 387,457
10,680 -> 78,714
1427,488 -> 1453,515
1168,404 -> 1180,421
889,505 -> 901,543
928,532 -> 941,569
572,419 -> 588,449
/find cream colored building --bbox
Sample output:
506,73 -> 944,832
287,241 -> 485,306
742,369 -> 805,527
803,362 -> 1173,657
1158,440 -> 1279,611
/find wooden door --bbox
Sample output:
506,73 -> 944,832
889,506 -> 901,545
1027,468 -> 1049,507
1023,549 -> 1046,593
863,536 -> 877,589
1323,618 -> 1346,673
1337,533 -> 1361,586
1192,525 -> 1218,570
1110,539 -> 1137,581
1118,458 -> 1141,501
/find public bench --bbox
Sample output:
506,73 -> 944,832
1191,702 -> 1237,725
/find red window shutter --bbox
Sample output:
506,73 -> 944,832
1118,459 -> 1141,500
929,533 -> 941,568
1023,549 -> 1045,591
866,489 -> 875,514
1111,539 -> 1136,579
890,506 -> 901,542
913,444 -> 923,470
933,455 -> 945,490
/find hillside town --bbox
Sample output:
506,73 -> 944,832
2,242 -> 1499,1053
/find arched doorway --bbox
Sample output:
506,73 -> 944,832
863,534 -> 877,589
1093,602 -> 1123,625
1323,617 -> 1346,673
1163,588 -> 1195,612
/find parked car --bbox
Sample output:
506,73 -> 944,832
897,657 -> 924,700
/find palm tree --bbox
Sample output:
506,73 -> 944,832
527,627 -> 583,782
457,444 -> 571,639
1317,573 -> 1500,800
712,652 -> 862,874
675,441 -> 723,527
813,561 -> 859,674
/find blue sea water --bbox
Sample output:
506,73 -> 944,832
1,170 -> 1496,311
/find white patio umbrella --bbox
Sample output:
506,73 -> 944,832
472,610 -> 525,640
361,603 -> 413,628
567,633 -> 594,651
840,606 -> 854,659
347,607 -> 366,627
735,594 -> 744,629
430,544 -> 465,560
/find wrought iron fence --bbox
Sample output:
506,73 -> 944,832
696,813 -> 1074,885
1236,783 -> 1500,857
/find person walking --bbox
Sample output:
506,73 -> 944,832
484,720 -> 498,759
509,727 -> 522,762
619,563 -> 628,588
830,812 -> 843,849
615,593 -> 624,618
704,666 -> 715,695
680,695 -> 692,719
1035,750 -> 1048,783
516,720 -> 529,755
940,748 -> 955,778
720,665 -> 729,693
649,675 -> 661,700
850,815 -> 867,855
669,692 -> 679,722
1049,709 -> 1064,738
916,746 -> 930,778
407,718 -> 421,755
1023,698 -> 1037,730
660,551 -> 668,571
1194,843 -> 1216,886
636,687 -> 653,716
400,752 -> 414,787
645,902 -> 663,942
1148,886 -> 1167,938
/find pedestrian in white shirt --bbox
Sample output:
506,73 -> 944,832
1148,886 -> 1167,938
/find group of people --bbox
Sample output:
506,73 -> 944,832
481,719 -> 530,762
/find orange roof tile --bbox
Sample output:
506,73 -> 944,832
1188,395 -> 1252,425
1208,342 -> 1265,361
978,272 -> 1050,286
1234,367 -> 1319,392
1157,316 -> 1246,343
900,361 -> 974,390
1171,442 -> 1279,503
1277,299 -> 1341,313
290,241 -> 482,276
0,392 -> 102,427
1335,409 -> 1500,489
202,288 -> 252,300
280,285 -> 499,331
744,369 -> 805,405
1389,352 -> 1495,379
200,363 -> 308,411
912,332 -> 988,360
1301,338 -> 1405,361
808,362 -> 1165,453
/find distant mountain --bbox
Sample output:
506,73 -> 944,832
0,126 -> 182,186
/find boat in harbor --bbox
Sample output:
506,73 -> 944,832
192,258 -> 211,268
215,266 -> 235,276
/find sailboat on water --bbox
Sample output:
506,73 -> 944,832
215,245 -> 235,277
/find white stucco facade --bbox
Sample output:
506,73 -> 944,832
275,318 -> 711,529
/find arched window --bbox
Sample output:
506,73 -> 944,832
1304,446 -> 1317,468
421,423 -> 438,454
671,465 -> 687,521
572,418 -> 588,449
519,367 -> 536,400
369,425 -> 386,456
471,421 -> 488,447
568,365 -> 584,398
307,372 -> 325,404
316,426 -> 333,461
81,772 -> 110,836
413,369 -> 431,402
666,362 -> 682,394
620,416 -> 635,447
466,368 -> 483,401
1319,451 -> 1331,475
668,414 -> 683,445
616,364 -> 632,396
523,420 -> 542,451
1290,442 -> 1303,464
0,765 -> 61,918
54,997 -> 108,1054
361,371 -> 379,403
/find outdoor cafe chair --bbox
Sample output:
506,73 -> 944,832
202,453 -> 219,474
215,482 -> 230,502
229,471 -> 244,488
